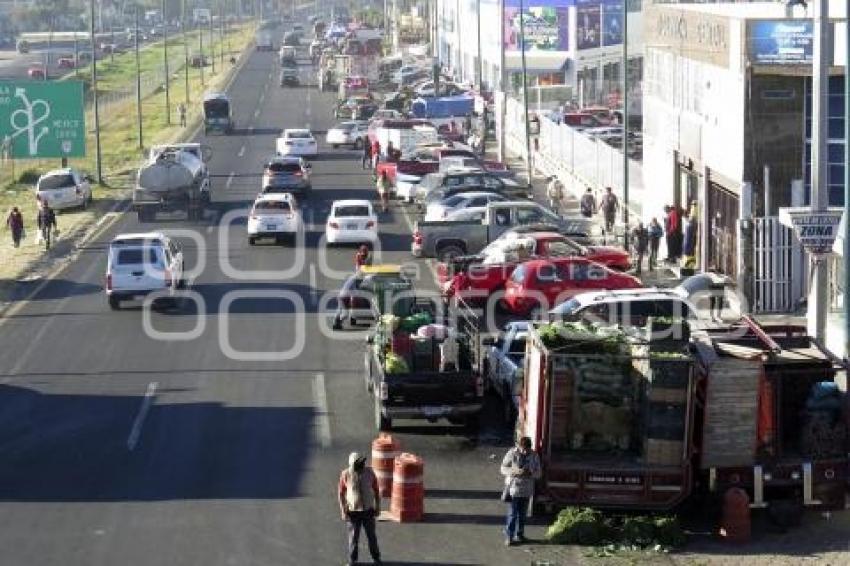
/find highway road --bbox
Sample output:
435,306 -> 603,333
0,46 -> 520,566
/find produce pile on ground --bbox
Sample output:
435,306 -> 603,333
545,507 -> 685,550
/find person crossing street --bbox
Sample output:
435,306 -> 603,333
546,176 -> 564,215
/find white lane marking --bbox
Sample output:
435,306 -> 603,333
127,381 -> 158,451
237,145 -> 245,157
312,373 -> 332,448
226,172 -> 235,188
259,92 -> 265,105
309,264 -> 318,303
401,205 -> 440,286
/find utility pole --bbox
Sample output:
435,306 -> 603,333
199,21 -> 205,86
210,12 -> 216,74
220,2 -> 225,67
844,12 -> 850,356
183,0 -> 189,107
74,31 -> 79,78
808,0 -> 830,341
45,15 -> 52,80
476,0 -> 482,90
90,0 -> 103,183
621,0 -> 629,250
135,6 -> 143,149
162,0 -> 171,125
519,0 -> 532,184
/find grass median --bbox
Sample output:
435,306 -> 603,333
0,23 -> 256,286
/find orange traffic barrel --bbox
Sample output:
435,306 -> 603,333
371,434 -> 400,498
719,487 -> 751,543
390,452 -> 424,522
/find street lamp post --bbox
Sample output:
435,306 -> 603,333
90,0 -> 103,183
621,0 -> 630,251
162,0 -> 171,125
135,5 -> 143,149
199,20 -> 205,86
519,0 -> 532,184
210,11 -> 216,74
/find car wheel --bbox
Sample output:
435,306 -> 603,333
375,395 -> 392,431
331,144 -> 338,149
108,296 -> 121,310
248,236 -> 256,246
437,244 -> 465,262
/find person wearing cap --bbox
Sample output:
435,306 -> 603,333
338,452 -> 382,566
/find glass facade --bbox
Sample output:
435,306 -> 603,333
804,75 -> 846,206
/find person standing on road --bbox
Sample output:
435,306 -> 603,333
338,452 -> 383,566
177,103 -> 187,127
631,221 -> 649,275
376,171 -> 391,213
648,217 -> 663,271
664,205 -> 681,262
36,202 -> 57,250
362,140 -> 372,170
371,139 -> 381,171
599,186 -> 619,234
6,206 -> 24,248
580,188 -> 596,218
546,176 -> 564,215
500,436 -> 541,547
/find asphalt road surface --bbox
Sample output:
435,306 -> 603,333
0,47 -> 521,566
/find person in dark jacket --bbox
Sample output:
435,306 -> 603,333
361,139 -> 372,169
36,202 -> 57,250
6,206 -> 24,248
338,452 -> 383,566
647,217 -> 663,271
631,221 -> 649,275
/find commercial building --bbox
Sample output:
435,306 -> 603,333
642,1 -> 846,316
435,0 -> 642,105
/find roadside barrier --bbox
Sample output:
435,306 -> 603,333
390,452 -> 424,522
371,433 -> 400,498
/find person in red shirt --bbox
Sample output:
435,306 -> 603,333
371,139 -> 381,171
338,452 -> 382,566
355,245 -> 372,269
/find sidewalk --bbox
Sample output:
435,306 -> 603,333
483,139 -> 680,287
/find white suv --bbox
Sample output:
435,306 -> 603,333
247,193 -> 302,245
105,232 -> 184,310
36,168 -> 92,210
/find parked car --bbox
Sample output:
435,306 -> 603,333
326,199 -> 378,245
260,155 -> 312,196
561,112 -> 603,131
548,288 -> 701,324
502,257 -> 642,318
105,232 -> 184,310
416,169 -> 531,207
27,65 -> 45,79
413,201 -> 595,261
276,128 -> 318,157
247,193 -> 302,245
36,168 -> 93,210
326,121 -> 369,148
57,57 -> 76,69
483,321 -> 529,421
424,191 -> 508,222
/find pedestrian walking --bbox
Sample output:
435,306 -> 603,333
177,103 -> 187,127
599,186 -> 619,234
579,188 -> 596,218
371,139 -> 381,171
361,140 -> 372,170
648,217 -> 663,271
338,452 -> 383,566
664,205 -> 681,261
6,206 -> 24,248
631,221 -> 649,275
36,202 -> 57,250
500,436 -> 541,546
546,176 -> 564,215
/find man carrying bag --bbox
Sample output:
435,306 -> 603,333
499,437 -> 541,546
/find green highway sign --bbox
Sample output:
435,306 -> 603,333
0,80 -> 86,159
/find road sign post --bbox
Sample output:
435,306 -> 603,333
0,80 -> 86,159
779,207 -> 843,256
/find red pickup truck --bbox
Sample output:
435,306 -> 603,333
438,231 -> 631,301
377,145 -> 508,186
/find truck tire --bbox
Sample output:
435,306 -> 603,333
437,244 -> 465,262
375,396 -> 392,431
108,296 -> 121,310
248,236 -> 256,246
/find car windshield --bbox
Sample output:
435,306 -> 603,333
254,200 -> 292,212
334,205 -> 370,217
508,337 -> 527,355
267,161 -> 301,173
203,99 -> 229,119
441,194 -> 466,207
510,264 -> 526,284
554,298 -> 580,315
38,174 -> 75,191
287,131 -> 311,139
336,122 -> 356,131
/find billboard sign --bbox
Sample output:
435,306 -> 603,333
576,0 -> 601,50
504,0 -> 570,52
602,0 -> 623,46
0,80 -> 86,159
749,20 -> 813,65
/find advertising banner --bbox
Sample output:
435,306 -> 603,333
576,0 -> 601,50
504,0 -> 570,52
749,20 -> 813,65
602,0 -> 623,47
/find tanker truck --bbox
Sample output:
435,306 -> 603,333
133,143 -> 211,222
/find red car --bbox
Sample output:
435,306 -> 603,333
502,256 -> 642,317
27,66 -> 45,79
439,231 -> 631,301
57,57 -> 75,69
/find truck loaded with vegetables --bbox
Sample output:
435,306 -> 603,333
363,299 -> 484,431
